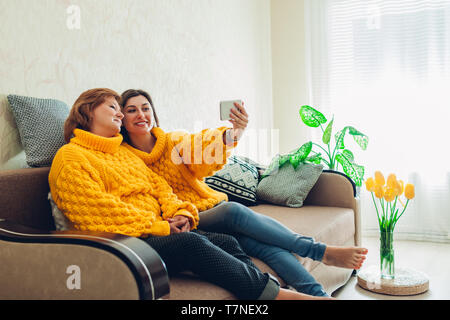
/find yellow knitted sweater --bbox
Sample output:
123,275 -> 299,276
48,129 -> 199,237
123,127 -> 236,212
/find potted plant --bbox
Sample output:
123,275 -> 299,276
297,105 -> 369,187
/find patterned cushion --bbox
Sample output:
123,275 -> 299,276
205,155 -> 259,206
256,161 -> 323,207
7,95 -> 69,167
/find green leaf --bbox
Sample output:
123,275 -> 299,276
289,153 -> 301,169
348,127 -> 369,150
334,127 -> 349,150
278,154 -> 291,168
342,149 -> 354,162
260,154 -> 281,179
306,152 -> 322,164
335,152 -> 365,187
299,105 -> 327,128
322,118 -> 334,145
294,141 -> 312,161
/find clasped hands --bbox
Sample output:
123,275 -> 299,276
168,215 -> 191,234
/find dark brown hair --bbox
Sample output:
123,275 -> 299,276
120,89 -> 160,143
64,88 -> 121,142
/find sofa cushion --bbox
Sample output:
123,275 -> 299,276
256,162 -> 323,207
250,204 -> 355,248
6,95 -> 69,167
167,204 -> 355,299
204,155 -> 259,206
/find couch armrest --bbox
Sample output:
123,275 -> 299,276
0,167 -> 54,230
304,171 -> 361,247
304,170 -> 356,208
0,220 -> 169,300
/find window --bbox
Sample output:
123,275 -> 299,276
306,0 -> 450,242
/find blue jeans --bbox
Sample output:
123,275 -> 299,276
198,201 -> 329,297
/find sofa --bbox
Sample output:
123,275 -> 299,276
0,94 -> 361,300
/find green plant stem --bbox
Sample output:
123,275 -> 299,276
330,140 -> 339,168
312,142 -> 332,168
327,142 -> 334,169
371,192 -> 381,226
393,199 -> 410,229
379,197 -> 386,230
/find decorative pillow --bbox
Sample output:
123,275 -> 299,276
48,192 -> 72,231
256,161 -> 323,208
205,155 -> 260,206
7,95 -> 69,167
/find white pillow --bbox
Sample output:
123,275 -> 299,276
48,192 -> 72,231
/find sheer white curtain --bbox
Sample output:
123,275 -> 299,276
305,0 -> 450,242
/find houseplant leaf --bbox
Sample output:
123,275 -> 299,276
306,152 -> 322,164
322,118 -> 334,145
335,152 -> 365,187
299,105 -> 327,128
348,127 -> 369,150
334,127 -> 349,150
289,153 -> 302,169
341,149 -> 354,162
278,154 -> 291,168
260,154 -> 282,179
294,141 -> 312,161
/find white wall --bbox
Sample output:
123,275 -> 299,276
0,0 -> 273,162
271,0 -> 310,155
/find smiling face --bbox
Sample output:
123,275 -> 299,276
89,96 -> 124,138
122,95 -> 155,136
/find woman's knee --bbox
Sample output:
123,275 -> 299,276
207,231 -> 241,250
220,201 -> 253,225
170,231 -> 211,253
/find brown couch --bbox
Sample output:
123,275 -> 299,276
0,166 -> 360,300
0,94 -> 361,299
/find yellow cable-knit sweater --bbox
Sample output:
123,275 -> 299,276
48,129 -> 199,237
123,127 -> 237,212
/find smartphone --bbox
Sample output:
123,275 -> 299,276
220,100 -> 242,121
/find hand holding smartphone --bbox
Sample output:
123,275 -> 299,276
220,100 -> 243,121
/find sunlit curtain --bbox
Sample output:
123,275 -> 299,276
305,0 -> 450,242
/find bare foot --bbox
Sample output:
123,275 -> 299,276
322,246 -> 368,269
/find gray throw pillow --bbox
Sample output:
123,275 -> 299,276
7,95 -> 69,167
256,162 -> 323,207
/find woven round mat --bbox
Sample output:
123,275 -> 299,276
357,265 -> 429,296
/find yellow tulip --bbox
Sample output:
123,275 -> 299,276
374,171 -> 385,187
397,180 -> 404,196
386,173 -> 397,188
405,183 -> 415,200
374,184 -> 384,199
365,177 -> 375,192
384,187 -> 396,202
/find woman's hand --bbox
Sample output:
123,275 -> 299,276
168,216 -> 191,234
225,101 -> 249,144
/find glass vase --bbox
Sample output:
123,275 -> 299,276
380,231 -> 395,279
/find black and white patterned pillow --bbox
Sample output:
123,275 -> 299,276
205,155 -> 260,206
7,95 -> 69,167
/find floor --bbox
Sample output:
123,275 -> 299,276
332,236 -> 450,300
